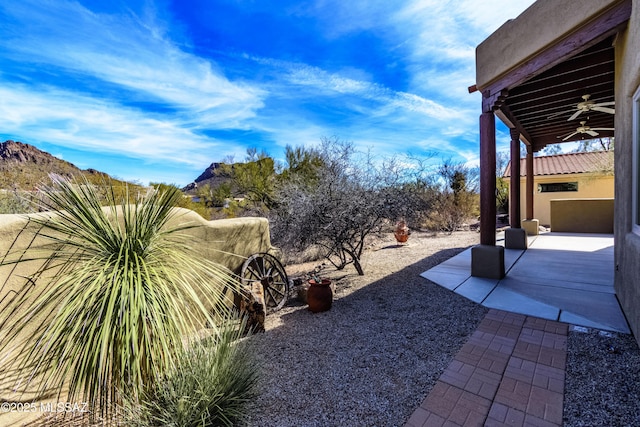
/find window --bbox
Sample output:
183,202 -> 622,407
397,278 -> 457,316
633,85 -> 640,234
537,182 -> 578,193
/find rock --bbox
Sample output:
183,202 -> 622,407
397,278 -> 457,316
240,281 -> 266,332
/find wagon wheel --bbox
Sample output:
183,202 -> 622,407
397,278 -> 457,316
241,253 -> 289,313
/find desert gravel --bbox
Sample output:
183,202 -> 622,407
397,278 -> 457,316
564,327 -> 640,426
243,230 -> 640,426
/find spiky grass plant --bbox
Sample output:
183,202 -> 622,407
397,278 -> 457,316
0,176 -> 241,419
124,319 -> 260,427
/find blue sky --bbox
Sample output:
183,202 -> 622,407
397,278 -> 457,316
0,0 -> 536,186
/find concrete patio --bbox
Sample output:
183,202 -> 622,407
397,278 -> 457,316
421,232 -> 629,334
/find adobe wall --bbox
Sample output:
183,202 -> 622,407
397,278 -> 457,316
614,0 -> 640,343
550,198 -> 614,233
515,174 -> 614,226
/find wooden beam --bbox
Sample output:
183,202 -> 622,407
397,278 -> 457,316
482,89 -> 508,114
480,111 -> 497,246
526,146 -> 534,219
496,105 -> 534,146
510,128 -> 522,229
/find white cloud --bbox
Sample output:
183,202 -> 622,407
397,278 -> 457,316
287,0 -> 536,122
0,1 -> 265,118
0,84 -> 240,166
252,57 -> 462,121
292,0 -> 394,38
394,0 -> 536,60
389,0 -> 536,130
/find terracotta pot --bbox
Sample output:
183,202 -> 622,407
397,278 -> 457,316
394,220 -> 409,243
307,279 -> 333,313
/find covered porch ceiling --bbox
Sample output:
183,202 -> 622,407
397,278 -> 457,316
474,0 -> 631,153
500,37 -> 615,152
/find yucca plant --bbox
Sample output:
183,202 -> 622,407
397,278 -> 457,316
0,176 -> 242,420
124,318 -> 260,427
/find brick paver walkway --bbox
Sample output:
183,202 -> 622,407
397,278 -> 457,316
405,309 -> 568,427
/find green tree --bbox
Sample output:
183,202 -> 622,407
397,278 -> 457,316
151,182 -> 211,218
233,157 -> 276,208
279,144 -> 324,186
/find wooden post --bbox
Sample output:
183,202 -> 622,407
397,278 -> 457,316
480,112 -> 497,246
509,129 -> 521,228
526,145 -> 534,220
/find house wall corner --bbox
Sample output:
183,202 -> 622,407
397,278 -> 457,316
614,0 -> 640,343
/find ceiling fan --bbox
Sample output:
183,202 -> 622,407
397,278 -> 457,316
548,94 -> 615,121
559,121 -> 614,141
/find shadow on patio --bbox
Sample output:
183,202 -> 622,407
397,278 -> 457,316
421,232 -> 629,333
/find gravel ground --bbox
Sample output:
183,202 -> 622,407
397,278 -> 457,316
243,230 -> 640,426
564,327 -> 640,426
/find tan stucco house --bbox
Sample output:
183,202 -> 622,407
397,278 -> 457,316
472,0 -> 640,343
504,151 -> 614,228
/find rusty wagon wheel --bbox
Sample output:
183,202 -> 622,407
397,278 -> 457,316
240,253 -> 289,313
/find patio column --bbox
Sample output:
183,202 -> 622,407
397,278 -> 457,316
471,107 -> 504,279
509,128 -> 521,228
522,144 -> 539,235
504,128 -> 527,249
526,145 -> 534,220
479,111 -> 497,246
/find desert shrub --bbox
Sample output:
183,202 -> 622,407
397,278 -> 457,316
0,177 -> 240,419
124,320 -> 260,427
496,151 -> 509,214
378,179 -> 439,229
426,160 -> 479,233
271,138 -> 387,275
425,191 -> 479,233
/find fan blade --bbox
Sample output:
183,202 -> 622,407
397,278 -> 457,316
591,106 -> 615,114
594,101 -> 615,106
562,131 -> 579,141
547,109 -> 574,119
585,130 -> 599,137
591,128 -> 615,131
567,110 -> 583,121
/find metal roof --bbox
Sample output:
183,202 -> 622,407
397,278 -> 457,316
504,150 -> 613,177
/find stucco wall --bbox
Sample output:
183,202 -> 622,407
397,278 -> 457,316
476,0 -> 622,90
614,1 -> 640,342
550,198 -> 614,233
514,173 -> 614,226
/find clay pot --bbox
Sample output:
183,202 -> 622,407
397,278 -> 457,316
307,279 -> 333,313
394,220 -> 409,243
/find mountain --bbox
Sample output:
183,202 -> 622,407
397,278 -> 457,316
183,158 -> 275,198
183,162 -> 235,193
0,140 -> 126,190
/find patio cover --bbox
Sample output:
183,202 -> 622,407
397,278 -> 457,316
472,0 -> 630,274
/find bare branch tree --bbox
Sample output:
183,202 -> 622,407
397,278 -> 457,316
271,137 -> 387,275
